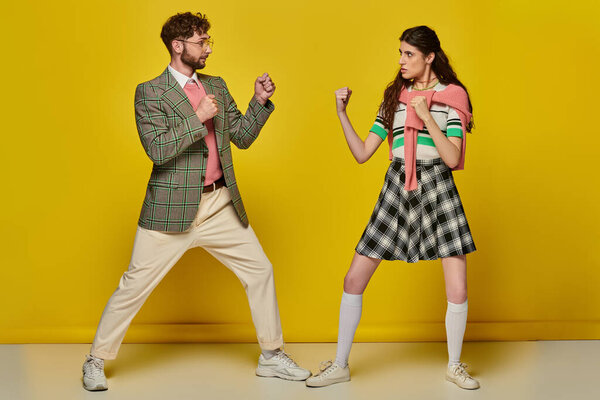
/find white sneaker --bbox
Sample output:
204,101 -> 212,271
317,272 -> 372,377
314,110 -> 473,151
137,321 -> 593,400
82,354 -> 108,391
446,362 -> 480,390
305,360 -> 350,387
255,350 -> 311,381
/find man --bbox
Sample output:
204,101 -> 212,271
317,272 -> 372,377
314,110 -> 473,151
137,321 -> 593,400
82,12 -> 310,391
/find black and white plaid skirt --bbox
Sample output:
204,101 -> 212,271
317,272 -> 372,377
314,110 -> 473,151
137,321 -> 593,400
355,158 -> 476,263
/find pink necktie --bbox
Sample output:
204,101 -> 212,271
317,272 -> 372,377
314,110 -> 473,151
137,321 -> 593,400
183,80 -> 223,186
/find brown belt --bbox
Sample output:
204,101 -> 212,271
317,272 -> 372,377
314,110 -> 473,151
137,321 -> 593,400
202,177 -> 226,193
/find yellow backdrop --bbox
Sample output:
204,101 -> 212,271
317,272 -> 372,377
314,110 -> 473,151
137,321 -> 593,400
1,0 -> 599,344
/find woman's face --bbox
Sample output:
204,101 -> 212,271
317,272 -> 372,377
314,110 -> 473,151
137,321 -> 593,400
399,41 -> 433,80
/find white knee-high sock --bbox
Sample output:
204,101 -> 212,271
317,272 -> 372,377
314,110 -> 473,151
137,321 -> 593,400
334,291 -> 363,368
445,299 -> 468,367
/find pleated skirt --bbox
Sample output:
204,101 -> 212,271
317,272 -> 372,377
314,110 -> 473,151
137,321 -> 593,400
355,158 -> 476,263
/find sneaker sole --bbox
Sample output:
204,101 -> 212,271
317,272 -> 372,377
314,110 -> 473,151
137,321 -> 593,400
445,375 -> 480,390
255,367 -> 310,381
83,378 -> 107,391
305,376 -> 350,388
83,383 -> 108,391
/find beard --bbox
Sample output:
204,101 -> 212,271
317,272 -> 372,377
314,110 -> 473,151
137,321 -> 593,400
181,47 -> 206,70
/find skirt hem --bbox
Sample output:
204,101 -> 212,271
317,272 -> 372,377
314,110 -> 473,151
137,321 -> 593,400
355,247 -> 476,264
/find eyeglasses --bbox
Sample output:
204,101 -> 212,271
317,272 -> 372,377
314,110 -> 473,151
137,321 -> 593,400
176,38 -> 214,49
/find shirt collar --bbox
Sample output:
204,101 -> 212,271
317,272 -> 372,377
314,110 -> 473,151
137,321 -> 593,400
167,64 -> 200,89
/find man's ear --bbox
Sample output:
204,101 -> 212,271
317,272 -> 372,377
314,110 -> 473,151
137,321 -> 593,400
171,39 -> 183,55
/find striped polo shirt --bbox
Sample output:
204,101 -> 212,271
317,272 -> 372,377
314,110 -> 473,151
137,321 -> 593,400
370,82 -> 464,160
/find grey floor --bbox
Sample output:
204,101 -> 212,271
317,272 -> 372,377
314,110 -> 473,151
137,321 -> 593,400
1,341 -> 599,400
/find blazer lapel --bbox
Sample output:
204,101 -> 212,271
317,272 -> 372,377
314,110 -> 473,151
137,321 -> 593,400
198,74 -> 225,151
160,68 -> 197,120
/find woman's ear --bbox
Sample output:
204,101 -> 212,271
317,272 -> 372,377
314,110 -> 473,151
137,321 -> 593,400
426,52 -> 436,65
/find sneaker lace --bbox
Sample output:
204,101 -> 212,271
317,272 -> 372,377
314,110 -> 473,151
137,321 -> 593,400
86,356 -> 104,378
452,363 -> 473,382
316,360 -> 336,377
274,350 -> 299,368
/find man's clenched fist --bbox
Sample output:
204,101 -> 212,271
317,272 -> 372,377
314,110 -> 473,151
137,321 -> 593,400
195,94 -> 218,123
254,73 -> 275,105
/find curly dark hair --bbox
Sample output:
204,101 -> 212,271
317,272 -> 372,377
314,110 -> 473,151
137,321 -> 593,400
161,12 -> 211,55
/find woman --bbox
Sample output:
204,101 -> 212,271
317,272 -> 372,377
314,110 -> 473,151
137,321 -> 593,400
306,26 -> 479,390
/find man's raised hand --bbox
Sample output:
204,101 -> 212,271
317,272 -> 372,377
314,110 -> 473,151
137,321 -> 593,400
254,73 -> 275,105
195,94 -> 218,123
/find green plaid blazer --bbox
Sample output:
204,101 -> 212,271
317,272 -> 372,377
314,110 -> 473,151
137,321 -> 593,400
134,68 -> 274,232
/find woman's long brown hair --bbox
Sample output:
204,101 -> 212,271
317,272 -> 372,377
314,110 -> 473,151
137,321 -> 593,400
381,26 -> 474,132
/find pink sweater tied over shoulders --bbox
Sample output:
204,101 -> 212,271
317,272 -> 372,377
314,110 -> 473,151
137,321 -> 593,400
388,83 -> 472,191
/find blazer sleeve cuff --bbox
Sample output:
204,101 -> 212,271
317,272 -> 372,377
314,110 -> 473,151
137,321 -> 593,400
182,112 -> 209,141
249,96 -> 275,123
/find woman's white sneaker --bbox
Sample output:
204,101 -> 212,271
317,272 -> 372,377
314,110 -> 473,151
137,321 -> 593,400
305,360 -> 350,387
446,363 -> 480,390
82,354 -> 108,391
255,350 -> 311,381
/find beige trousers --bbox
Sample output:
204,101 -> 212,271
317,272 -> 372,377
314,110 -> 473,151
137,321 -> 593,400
90,187 -> 284,360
